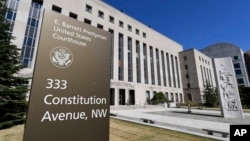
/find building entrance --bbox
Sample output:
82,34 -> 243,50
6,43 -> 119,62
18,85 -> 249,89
129,90 -> 135,105
110,88 -> 115,105
119,89 -> 125,105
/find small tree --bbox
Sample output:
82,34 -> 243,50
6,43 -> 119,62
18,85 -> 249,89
203,82 -> 218,107
238,86 -> 250,108
0,0 -> 28,129
150,92 -> 169,105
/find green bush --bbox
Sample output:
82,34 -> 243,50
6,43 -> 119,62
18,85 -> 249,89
0,119 -> 25,130
150,92 -> 169,105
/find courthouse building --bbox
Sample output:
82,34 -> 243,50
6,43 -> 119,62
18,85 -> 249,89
5,0 -> 184,105
179,48 -> 216,103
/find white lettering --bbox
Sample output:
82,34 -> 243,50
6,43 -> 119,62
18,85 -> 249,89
41,111 -> 87,122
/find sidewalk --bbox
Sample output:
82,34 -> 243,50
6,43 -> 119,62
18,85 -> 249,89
110,106 -> 250,141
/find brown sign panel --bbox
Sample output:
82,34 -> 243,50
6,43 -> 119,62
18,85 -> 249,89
23,10 -> 111,141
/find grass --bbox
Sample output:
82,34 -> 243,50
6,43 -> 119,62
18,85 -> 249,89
0,118 -> 219,141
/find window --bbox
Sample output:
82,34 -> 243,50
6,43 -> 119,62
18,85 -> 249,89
97,24 -> 103,29
85,4 -> 92,13
150,46 -> 155,85
69,12 -> 77,19
136,41 -> 141,83
128,37 -> 133,82
136,29 -> 139,35
170,93 -> 174,101
98,10 -> 104,18
234,63 -> 240,69
143,32 -> 147,38
187,83 -> 190,88
156,49 -> 161,86
183,56 -> 187,61
118,33 -> 124,80
187,93 -> 192,101
52,5 -> 61,13
237,78 -> 244,84
128,25 -> 132,32
186,74 -> 189,79
143,44 -> 148,84
233,56 -> 239,60
109,16 -> 114,23
21,1 -> 41,67
185,65 -> 188,70
119,21 -> 124,28
175,93 -> 179,102
84,18 -> 91,25
235,70 -> 242,75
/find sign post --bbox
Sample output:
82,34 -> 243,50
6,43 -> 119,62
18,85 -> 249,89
23,10 -> 111,141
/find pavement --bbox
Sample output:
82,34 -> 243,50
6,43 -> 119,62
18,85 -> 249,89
110,105 -> 250,141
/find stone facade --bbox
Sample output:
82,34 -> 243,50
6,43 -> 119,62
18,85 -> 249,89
6,0 -> 184,105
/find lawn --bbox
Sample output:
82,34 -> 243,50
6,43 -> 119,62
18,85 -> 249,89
0,118 -> 219,141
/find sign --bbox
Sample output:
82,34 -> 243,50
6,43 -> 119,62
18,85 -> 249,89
23,10 -> 111,141
230,125 -> 250,140
213,58 -> 244,119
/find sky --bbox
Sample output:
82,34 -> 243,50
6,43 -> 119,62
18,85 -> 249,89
103,0 -> 250,52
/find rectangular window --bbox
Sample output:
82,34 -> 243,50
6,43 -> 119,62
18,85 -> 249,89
136,41 -> 141,83
143,44 -> 148,84
175,93 -> 179,102
128,25 -> 132,32
52,5 -> 61,13
150,46 -> 155,85
233,56 -> 239,60
143,32 -> 147,38
183,56 -> 187,61
200,65 -> 205,86
237,78 -> 244,84
118,33 -> 124,80
235,70 -> 242,75
171,55 -> 176,88
165,92 -> 169,100
109,29 -> 114,79
136,29 -> 139,35
69,12 -> 77,19
119,21 -> 124,28
187,93 -> 192,101
84,18 -> 91,25
175,56 -> 180,88
128,37 -> 133,82
97,24 -> 103,29
170,93 -> 174,101
166,53 -> 171,87
109,16 -> 114,23
98,10 -> 104,18
161,51 -> 167,86
180,93 -> 183,103
234,63 -> 240,69
85,4 -> 92,13
156,49 -> 161,86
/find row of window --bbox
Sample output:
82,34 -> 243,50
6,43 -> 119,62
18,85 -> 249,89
184,64 -> 213,88
183,55 -> 211,65
116,33 -> 181,88
52,4 -> 147,38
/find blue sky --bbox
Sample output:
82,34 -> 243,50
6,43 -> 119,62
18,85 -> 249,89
103,0 -> 250,52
